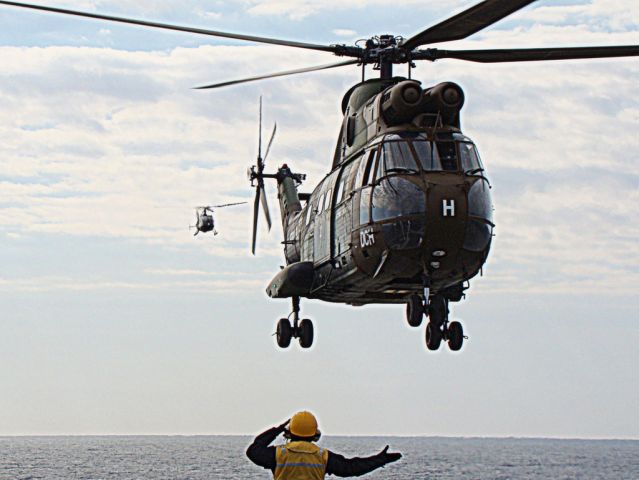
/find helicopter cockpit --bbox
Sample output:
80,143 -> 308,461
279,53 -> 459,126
351,131 -> 492,252
375,132 -> 485,175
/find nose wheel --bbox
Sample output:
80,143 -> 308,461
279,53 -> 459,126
406,291 -> 466,352
275,296 -> 314,349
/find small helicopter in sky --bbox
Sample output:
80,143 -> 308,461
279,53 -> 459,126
2,0 -> 638,351
191,203 -> 247,237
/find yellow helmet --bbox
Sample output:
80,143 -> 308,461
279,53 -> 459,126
288,411 -> 319,438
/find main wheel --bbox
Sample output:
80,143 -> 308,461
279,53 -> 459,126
425,322 -> 442,351
429,295 -> 447,327
406,294 -> 424,327
447,321 -> 464,351
298,319 -> 314,349
276,318 -> 292,348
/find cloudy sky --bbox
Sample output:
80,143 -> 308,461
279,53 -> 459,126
1,0 -> 638,439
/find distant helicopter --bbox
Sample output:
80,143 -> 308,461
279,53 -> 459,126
2,0 -> 638,351
191,203 -> 247,236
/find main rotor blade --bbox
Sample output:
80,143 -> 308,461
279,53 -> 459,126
0,1 -> 339,53
194,59 -> 359,90
403,0 -> 537,50
259,181 -> 272,232
262,123 -> 277,166
251,188 -> 260,255
210,201 -> 248,209
414,45 -> 639,63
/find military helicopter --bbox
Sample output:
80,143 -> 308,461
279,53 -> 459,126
191,203 -> 247,237
2,0 -> 638,351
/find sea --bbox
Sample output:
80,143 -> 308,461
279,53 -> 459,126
1,436 -> 638,479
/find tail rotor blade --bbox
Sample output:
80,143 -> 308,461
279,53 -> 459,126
251,188 -> 260,255
262,123 -> 277,166
258,96 -> 263,163
259,181 -> 272,231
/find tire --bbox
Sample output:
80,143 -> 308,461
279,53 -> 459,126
425,322 -> 442,351
448,321 -> 464,351
429,295 -> 447,327
406,295 -> 424,327
276,318 -> 292,348
298,319 -> 314,349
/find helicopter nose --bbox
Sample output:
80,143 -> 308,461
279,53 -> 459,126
422,180 -> 468,266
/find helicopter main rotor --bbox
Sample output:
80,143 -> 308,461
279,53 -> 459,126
3,0 -> 639,89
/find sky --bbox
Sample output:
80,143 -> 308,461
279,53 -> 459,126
0,0 -> 638,439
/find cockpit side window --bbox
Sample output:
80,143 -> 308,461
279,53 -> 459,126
459,142 -> 484,174
354,148 -> 376,188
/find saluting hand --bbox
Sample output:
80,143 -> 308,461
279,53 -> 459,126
378,445 -> 402,464
275,418 -> 291,433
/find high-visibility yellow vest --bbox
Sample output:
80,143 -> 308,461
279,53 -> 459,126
273,441 -> 329,480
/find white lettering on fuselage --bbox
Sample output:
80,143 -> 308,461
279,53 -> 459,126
360,228 -> 375,248
442,199 -> 456,217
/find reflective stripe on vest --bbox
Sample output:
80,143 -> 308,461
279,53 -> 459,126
274,442 -> 328,480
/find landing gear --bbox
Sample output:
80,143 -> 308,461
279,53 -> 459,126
405,291 -> 466,352
425,322 -> 442,350
406,294 -> 424,327
276,318 -> 292,348
298,319 -> 314,349
275,296 -> 314,349
447,321 -> 464,351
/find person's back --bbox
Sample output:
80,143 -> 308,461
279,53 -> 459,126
247,411 -> 402,479
273,440 -> 328,480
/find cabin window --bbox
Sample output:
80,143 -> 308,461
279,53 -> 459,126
307,195 -> 320,225
336,161 -> 355,204
318,192 -> 326,213
323,188 -> 332,212
371,177 -> 425,222
359,187 -> 371,224
376,141 -> 419,180
306,200 -> 317,225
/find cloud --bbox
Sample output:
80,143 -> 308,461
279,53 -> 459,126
332,29 -> 357,38
242,0 -> 468,20
0,274 -> 265,292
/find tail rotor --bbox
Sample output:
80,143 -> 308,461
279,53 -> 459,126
249,96 -> 276,254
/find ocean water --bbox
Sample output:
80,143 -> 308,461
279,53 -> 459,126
1,436 -> 638,479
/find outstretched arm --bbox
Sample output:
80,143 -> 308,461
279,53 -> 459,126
246,419 -> 289,471
326,445 -> 402,477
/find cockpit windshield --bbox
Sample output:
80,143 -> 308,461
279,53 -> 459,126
379,132 -> 482,174
377,140 -> 419,177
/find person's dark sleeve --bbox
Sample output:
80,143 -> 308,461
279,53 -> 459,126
246,427 -> 280,471
325,450 -> 390,477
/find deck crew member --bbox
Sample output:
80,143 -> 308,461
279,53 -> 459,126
246,411 -> 402,478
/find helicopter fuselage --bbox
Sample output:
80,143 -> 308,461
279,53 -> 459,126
266,77 -> 494,307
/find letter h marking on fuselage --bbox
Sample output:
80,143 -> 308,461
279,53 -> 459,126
442,199 -> 455,217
